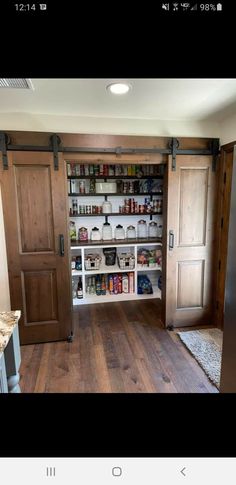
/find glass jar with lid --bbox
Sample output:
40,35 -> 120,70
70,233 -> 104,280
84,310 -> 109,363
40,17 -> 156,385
90,227 -> 101,241
148,221 -> 158,238
137,219 -> 148,238
126,225 -> 136,239
114,224 -> 125,240
78,226 -> 88,241
102,200 -> 112,213
102,222 -> 112,240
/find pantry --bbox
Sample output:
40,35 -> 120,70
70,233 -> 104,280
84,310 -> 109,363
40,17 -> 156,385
0,132 -> 220,344
68,161 -> 163,305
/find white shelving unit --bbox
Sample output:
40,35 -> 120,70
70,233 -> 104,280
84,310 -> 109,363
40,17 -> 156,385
71,241 -> 162,306
68,161 -> 164,307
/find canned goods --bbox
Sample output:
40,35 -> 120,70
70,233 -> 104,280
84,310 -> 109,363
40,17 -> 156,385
86,205 -> 92,214
94,165 -> 99,176
139,204 -> 145,214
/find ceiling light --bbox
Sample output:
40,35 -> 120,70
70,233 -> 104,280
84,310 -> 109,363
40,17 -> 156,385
106,83 -> 131,95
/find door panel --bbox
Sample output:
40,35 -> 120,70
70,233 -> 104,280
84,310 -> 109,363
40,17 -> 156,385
165,155 -> 216,327
0,151 -> 72,344
179,168 -> 208,246
15,165 -> 54,252
177,260 -> 204,309
23,270 -> 58,323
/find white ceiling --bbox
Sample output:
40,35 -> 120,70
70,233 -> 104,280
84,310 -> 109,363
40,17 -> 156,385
0,79 -> 236,122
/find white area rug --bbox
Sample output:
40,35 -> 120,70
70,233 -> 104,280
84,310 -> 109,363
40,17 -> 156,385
177,328 -> 223,389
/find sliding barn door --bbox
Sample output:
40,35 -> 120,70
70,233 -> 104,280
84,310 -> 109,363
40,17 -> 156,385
165,155 -> 217,327
0,151 -> 72,344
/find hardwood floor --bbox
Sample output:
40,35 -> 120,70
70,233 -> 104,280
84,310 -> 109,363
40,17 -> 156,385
19,300 -> 218,393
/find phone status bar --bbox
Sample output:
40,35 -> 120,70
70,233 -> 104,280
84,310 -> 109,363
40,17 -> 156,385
161,2 -> 223,11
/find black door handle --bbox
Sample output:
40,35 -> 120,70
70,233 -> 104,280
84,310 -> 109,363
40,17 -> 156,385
169,230 -> 174,250
59,234 -> 64,256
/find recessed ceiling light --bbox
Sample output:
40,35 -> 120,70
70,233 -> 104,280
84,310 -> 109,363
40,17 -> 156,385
106,82 -> 131,95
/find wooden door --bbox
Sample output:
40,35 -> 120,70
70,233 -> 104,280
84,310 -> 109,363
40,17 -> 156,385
214,143 -> 235,329
165,155 -> 217,327
0,151 -> 72,344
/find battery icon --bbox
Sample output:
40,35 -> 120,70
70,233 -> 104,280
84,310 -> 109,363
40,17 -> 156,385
217,3 -> 222,10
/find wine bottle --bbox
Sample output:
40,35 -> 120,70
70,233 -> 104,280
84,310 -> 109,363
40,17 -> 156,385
77,277 -> 83,299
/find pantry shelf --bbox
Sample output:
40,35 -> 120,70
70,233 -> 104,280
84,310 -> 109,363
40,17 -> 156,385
68,175 -> 164,180
71,237 -> 162,247
68,192 -> 163,197
137,265 -> 162,271
73,287 -> 161,306
69,212 -> 163,217
84,263 -> 135,275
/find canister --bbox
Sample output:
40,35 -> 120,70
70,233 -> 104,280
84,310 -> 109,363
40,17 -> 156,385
102,222 -> 112,240
148,221 -> 158,238
137,220 -> 147,238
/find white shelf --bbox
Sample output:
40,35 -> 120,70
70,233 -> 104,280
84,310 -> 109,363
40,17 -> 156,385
71,240 -> 162,250
72,270 -> 82,276
84,263 -> 135,275
137,265 -> 162,271
73,287 -> 161,306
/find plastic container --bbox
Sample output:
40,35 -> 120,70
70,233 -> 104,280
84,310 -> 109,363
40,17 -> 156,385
90,227 -> 101,241
114,224 -> 125,240
102,200 -> 112,213
148,221 -> 158,238
137,220 -> 148,238
102,222 -> 112,240
96,182 -> 117,193
126,225 -> 136,239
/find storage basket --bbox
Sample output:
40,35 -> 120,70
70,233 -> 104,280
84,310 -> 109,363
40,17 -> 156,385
84,254 -> 101,270
118,252 -> 135,270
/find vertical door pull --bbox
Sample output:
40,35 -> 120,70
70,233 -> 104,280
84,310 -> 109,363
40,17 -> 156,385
169,230 -> 174,250
59,234 -> 64,256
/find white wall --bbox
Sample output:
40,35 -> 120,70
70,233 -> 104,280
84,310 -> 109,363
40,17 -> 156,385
0,185 -> 10,311
219,113 -> 236,145
0,112 -> 220,138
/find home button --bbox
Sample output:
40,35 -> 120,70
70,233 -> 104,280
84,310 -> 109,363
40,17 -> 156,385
112,467 -> 122,477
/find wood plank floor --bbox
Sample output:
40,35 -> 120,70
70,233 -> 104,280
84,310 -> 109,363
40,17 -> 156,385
19,300 -> 218,393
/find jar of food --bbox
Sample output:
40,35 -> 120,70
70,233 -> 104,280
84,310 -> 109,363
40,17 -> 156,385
90,227 -> 101,241
102,222 -> 112,240
79,180 -> 85,194
126,225 -> 136,239
78,227 -> 88,241
102,200 -> 112,213
148,221 -> 158,238
114,224 -> 125,240
157,225 -> 163,238
70,221 -> 77,241
75,256 -> 82,270
137,220 -> 148,238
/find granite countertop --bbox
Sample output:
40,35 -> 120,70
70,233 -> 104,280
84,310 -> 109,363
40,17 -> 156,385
0,311 -> 21,354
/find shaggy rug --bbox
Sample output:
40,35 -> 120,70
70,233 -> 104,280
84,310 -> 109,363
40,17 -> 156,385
177,328 -> 223,389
